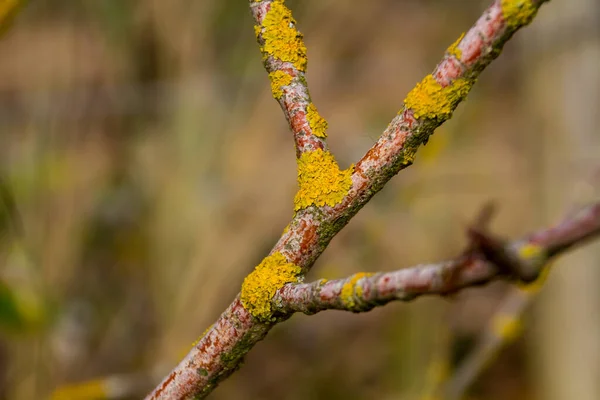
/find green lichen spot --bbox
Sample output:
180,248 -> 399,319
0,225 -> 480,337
447,33 -> 464,60
404,74 -> 473,121
294,149 -> 353,211
501,0 -> 537,30
269,70 -> 293,99
306,103 -> 328,138
341,272 -> 372,309
261,0 -> 308,71
241,252 -> 301,321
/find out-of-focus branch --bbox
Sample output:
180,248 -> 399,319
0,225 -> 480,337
147,1 -> 551,398
441,286 -> 534,400
274,202 -> 600,314
437,198 -> 599,399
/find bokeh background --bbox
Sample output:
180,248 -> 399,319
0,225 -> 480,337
0,1 -> 599,399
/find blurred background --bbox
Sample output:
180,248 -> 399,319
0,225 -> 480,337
0,0 -> 599,399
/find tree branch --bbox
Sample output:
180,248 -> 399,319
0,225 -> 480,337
147,1 -> 552,398
273,202 -> 600,315
250,1 -> 328,156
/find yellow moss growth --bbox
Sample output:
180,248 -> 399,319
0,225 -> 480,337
447,33 -> 464,60
241,252 -> 301,321
294,149 -> 353,211
492,313 -> 522,342
341,272 -> 373,309
260,0 -> 308,71
306,103 -> 328,138
269,70 -> 293,99
501,0 -> 537,29
404,74 -> 473,120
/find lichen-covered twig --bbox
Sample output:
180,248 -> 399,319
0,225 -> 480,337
147,1 -> 551,398
250,0 -> 328,156
273,202 -> 600,314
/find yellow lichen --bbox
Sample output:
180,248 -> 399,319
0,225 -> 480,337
294,149 -> 353,211
501,0 -> 537,30
518,263 -> 551,293
241,252 -> 301,321
269,70 -> 293,99
306,103 -> 328,138
517,242 -> 543,260
404,74 -> 473,120
341,272 -> 373,309
260,0 -> 308,71
492,313 -> 522,342
447,32 -> 464,60
253,24 -> 261,39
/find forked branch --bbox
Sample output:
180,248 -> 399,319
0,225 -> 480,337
147,1 -> 552,398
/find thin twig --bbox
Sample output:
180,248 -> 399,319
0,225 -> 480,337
273,202 -> 600,315
250,1 -> 329,156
